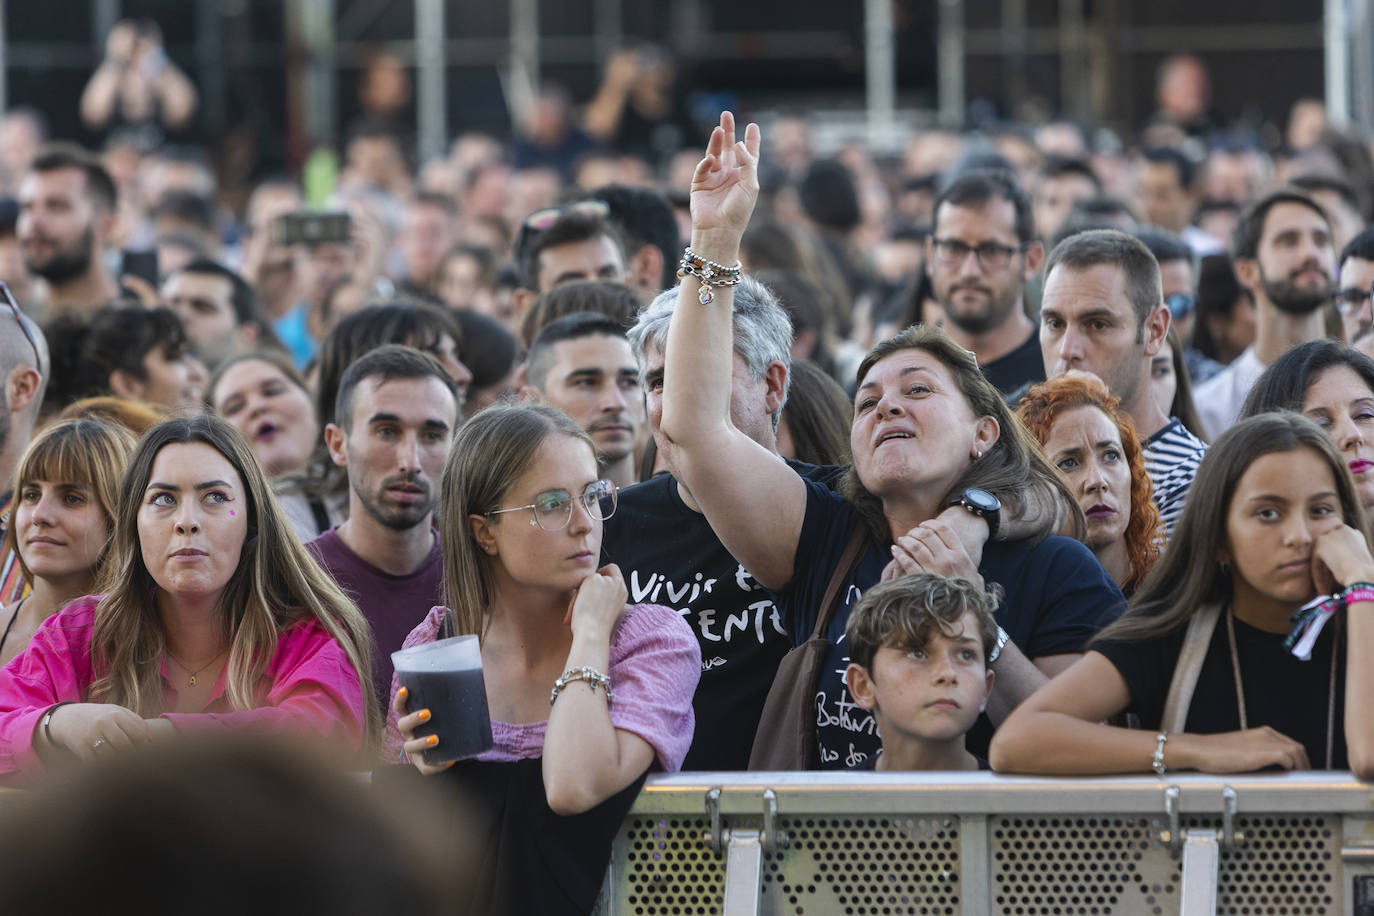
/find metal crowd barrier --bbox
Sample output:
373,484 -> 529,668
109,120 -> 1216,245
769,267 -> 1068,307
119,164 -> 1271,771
599,770 -> 1374,915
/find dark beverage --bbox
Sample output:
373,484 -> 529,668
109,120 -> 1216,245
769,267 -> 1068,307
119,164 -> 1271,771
398,667 -> 494,765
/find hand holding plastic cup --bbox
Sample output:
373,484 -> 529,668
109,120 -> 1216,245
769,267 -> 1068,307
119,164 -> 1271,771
392,635 -> 493,765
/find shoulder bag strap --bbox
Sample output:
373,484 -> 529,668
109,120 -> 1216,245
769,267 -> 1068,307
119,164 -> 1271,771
810,525 -> 868,639
1160,602 -> 1223,734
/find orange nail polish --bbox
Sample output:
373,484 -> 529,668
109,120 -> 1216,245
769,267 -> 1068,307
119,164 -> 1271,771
417,709 -> 431,722
426,735 -> 438,746
397,686 -> 407,698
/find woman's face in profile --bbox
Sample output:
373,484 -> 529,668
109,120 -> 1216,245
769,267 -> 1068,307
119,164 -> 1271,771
137,442 -> 249,604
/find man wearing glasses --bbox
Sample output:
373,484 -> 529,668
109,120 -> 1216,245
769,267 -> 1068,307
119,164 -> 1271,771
308,346 -> 458,719
1335,227 -> 1374,355
926,170 -> 1046,397
512,202 -> 628,325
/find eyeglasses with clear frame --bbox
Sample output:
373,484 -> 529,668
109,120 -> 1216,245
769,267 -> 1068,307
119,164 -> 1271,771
486,478 -> 618,530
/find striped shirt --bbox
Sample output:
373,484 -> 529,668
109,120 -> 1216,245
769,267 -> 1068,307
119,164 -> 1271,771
1143,418 -> 1208,538
0,494 -> 28,606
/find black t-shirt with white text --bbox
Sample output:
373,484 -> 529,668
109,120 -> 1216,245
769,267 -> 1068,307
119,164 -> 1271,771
600,462 -> 845,770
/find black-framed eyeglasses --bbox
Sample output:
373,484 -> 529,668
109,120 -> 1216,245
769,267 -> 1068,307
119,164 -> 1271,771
1165,292 -> 1196,319
931,238 -> 1030,271
486,478 -> 618,531
0,283 -> 40,374
1334,283 -> 1374,318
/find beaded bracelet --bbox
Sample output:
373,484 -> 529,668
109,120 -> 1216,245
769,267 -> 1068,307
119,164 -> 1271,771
550,666 -> 614,706
678,246 -> 743,305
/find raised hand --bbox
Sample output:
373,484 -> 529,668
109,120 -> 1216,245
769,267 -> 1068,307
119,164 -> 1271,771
689,111 -> 762,256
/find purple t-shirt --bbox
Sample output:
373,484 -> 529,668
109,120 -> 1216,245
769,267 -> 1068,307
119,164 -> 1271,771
307,528 -> 443,717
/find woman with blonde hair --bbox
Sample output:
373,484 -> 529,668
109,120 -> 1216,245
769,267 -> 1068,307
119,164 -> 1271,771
0,420 -> 136,667
1018,375 -> 1163,594
0,415 -> 376,777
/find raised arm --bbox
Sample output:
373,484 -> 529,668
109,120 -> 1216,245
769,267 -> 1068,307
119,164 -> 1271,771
659,112 -> 807,589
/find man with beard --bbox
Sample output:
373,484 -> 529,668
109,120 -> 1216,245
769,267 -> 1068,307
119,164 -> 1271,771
308,345 -> 459,717
521,312 -> 644,489
1194,189 -> 1336,438
16,143 -> 119,316
926,170 -> 1045,396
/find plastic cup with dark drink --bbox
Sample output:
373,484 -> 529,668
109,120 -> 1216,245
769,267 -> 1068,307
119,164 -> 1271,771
392,635 -> 493,765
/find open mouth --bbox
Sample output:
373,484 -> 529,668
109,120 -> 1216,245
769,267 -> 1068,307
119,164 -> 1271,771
876,430 -> 914,447
255,422 -> 278,442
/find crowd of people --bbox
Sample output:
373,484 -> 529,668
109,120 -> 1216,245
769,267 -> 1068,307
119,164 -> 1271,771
0,29 -> 1371,911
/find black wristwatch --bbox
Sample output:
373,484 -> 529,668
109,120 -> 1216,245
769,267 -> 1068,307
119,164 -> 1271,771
950,487 -> 1001,541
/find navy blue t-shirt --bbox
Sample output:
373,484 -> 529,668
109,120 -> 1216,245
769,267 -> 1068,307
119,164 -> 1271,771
776,479 -> 1125,769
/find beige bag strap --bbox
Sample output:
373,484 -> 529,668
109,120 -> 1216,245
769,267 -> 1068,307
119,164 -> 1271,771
1160,602 -> 1223,734
810,525 -> 867,640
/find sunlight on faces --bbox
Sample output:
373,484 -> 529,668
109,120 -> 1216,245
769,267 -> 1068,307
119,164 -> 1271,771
1250,202 -> 1336,315
1040,262 -> 1153,408
537,335 -> 643,464
642,341 -> 775,466
1042,406 -> 1132,552
471,433 -> 605,595
848,609 -> 994,744
850,350 -> 996,504
1302,365 -> 1374,513
535,236 -> 625,292
928,199 -> 1029,336
128,346 -> 208,413
1225,447 -> 1344,611
1337,256 -> 1374,345
1151,352 -> 1177,415
16,481 -> 109,581
162,272 -> 238,368
138,442 -> 249,603
332,376 -> 457,532
212,358 -> 318,478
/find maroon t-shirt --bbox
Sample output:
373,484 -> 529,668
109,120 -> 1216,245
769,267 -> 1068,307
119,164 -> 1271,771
307,527 -> 444,717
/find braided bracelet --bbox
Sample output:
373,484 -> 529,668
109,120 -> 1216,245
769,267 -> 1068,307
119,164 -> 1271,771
1342,581 -> 1374,606
678,246 -> 743,305
550,666 -> 614,706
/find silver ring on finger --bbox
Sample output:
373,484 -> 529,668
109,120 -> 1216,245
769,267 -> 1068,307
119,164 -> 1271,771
92,738 -> 107,750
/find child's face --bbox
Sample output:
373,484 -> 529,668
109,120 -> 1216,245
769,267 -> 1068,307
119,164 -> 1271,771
850,610 -> 995,744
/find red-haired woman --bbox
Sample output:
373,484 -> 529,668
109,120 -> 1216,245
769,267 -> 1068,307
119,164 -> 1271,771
1018,375 -> 1162,595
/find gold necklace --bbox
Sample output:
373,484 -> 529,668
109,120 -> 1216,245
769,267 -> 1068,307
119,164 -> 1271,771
164,646 -> 228,688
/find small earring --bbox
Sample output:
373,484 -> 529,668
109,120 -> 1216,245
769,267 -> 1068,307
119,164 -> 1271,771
529,518 -> 537,526
975,448 -> 983,460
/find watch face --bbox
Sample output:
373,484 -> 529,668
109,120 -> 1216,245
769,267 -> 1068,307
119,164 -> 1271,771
963,488 -> 1000,513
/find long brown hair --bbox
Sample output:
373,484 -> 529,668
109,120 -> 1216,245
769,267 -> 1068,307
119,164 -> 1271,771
2,419 -> 136,590
1017,375 -> 1163,594
88,416 -> 379,746
1093,412 -> 1367,645
842,324 -> 1085,545
439,404 -> 594,639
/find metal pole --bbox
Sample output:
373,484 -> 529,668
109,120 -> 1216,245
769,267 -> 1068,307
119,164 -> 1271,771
508,0 -> 539,134
415,0 -> 446,163
1354,0 -> 1373,131
594,0 -> 623,67
1059,0 -> 1087,120
196,0 -> 227,133
92,0 -> 118,53
1002,0 -> 1028,119
0,0 -> 8,114
1325,0 -> 1350,128
864,0 -> 896,153
936,0 -> 964,127
302,0 -> 337,150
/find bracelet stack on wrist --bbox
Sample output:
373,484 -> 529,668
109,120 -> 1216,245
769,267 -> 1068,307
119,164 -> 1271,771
550,666 -> 613,706
678,246 -> 742,305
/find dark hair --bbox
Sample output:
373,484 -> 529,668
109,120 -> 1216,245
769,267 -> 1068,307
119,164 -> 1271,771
1052,196 -> 1141,247
1044,229 -> 1162,333
175,259 -> 264,328
933,169 -> 1035,243
1240,339 -> 1374,423
451,309 -> 518,389
526,312 -> 629,391
1191,254 -> 1246,362
334,343 -> 458,432
520,280 -> 640,350
588,184 -> 681,289
314,302 -> 464,430
520,211 -> 623,292
1040,155 -> 1102,191
43,305 -> 189,410
409,189 -> 457,218
151,189 -> 216,233
0,197 -> 18,238
1133,227 -> 1194,269
29,142 -> 117,212
207,349 -> 311,415
1291,174 -> 1361,215
844,574 -> 1000,673
1232,188 -> 1329,260
1093,412 -> 1365,646
1141,146 -> 1197,189
1339,225 -> 1374,267
779,358 -> 851,467
798,159 -> 861,231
